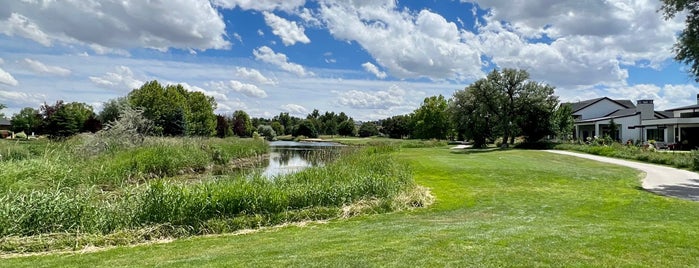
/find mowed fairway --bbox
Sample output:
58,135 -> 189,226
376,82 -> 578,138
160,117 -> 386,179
4,148 -> 699,267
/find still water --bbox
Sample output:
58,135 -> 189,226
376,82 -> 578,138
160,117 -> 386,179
260,141 -> 346,178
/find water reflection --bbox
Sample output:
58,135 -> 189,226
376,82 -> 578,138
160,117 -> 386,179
262,141 -> 346,178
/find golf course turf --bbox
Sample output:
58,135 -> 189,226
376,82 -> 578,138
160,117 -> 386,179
3,147 -> 699,267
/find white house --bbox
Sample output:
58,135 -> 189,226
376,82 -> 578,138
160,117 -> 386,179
565,94 -> 699,149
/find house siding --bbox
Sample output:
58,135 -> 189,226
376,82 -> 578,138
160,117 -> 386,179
575,99 -> 629,120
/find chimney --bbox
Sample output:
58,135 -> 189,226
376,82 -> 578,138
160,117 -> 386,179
637,100 -> 654,120
696,93 -> 699,104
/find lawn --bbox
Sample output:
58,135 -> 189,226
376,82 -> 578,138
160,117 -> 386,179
4,147 -> 699,267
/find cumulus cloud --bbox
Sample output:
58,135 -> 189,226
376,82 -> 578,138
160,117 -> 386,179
319,1 -> 483,81
0,13 -> 52,46
0,67 -> 19,86
280,103 -> 308,115
469,0 -> 684,88
263,12 -> 310,46
89,66 -> 144,92
361,62 -> 387,79
20,58 -> 71,76
234,67 -> 276,85
0,89 -> 45,109
174,82 -> 228,102
337,85 -> 405,109
208,80 -> 268,98
253,46 -> 312,76
212,0 -> 306,12
0,1 -> 230,53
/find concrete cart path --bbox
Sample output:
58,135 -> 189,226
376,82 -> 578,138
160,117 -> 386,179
545,150 -> 699,201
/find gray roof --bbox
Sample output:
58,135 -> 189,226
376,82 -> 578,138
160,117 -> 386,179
666,104 -> 699,111
656,111 -> 674,118
604,108 -> 638,117
0,117 -> 10,126
565,97 -> 635,113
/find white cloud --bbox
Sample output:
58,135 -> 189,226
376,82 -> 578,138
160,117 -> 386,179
337,85 -> 405,109
208,80 -> 268,98
253,46 -> 312,76
20,58 -> 71,76
0,89 -> 45,109
361,62 -> 387,79
263,12 -> 310,46
0,13 -> 52,46
89,66 -> 144,92
0,1 -> 230,53
280,103 -> 308,115
0,67 -> 19,86
174,82 -> 228,102
212,0 -> 306,12
469,0 -> 684,88
319,1 -> 483,81
234,67 -> 276,85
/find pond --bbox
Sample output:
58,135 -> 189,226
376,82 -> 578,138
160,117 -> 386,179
261,141 -> 347,178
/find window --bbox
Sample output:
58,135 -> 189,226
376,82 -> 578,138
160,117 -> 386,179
646,128 -> 664,142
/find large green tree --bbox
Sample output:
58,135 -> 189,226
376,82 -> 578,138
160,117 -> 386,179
450,69 -> 559,146
231,110 -> 253,137
0,103 -> 5,118
411,95 -> 450,140
128,81 -> 216,136
661,0 -> 699,80
381,114 -> 411,139
551,104 -> 574,141
11,107 -> 42,133
40,101 -> 96,138
338,119 -> 356,136
449,79 -> 499,148
358,122 -> 379,137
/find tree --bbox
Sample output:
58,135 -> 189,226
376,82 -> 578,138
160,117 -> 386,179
128,81 -> 217,136
40,101 -> 96,138
449,80 -> 498,148
294,119 -> 318,138
450,69 -> 559,146
515,81 -> 558,143
338,119 -> 356,136
184,91 -> 216,136
551,104 -> 574,141
216,115 -> 233,138
381,114 -> 411,139
661,0 -> 699,81
358,122 -> 379,137
0,103 -> 5,118
411,95 -> 450,140
231,110 -> 253,137
11,107 -> 42,133
99,97 -> 128,124
257,125 -> 276,141
270,121 -> 284,137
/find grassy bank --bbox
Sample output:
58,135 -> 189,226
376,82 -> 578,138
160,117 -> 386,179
0,137 -> 269,192
555,142 -> 699,170
0,140 -> 424,254
5,147 -> 699,266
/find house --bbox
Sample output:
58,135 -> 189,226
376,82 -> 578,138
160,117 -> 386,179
565,94 -> 699,149
0,117 -> 10,131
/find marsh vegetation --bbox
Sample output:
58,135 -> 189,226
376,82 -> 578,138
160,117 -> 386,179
0,137 -> 427,254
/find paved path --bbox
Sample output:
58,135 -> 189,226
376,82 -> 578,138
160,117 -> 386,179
545,150 -> 699,201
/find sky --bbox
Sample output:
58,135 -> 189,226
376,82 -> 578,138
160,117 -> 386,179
0,0 -> 698,121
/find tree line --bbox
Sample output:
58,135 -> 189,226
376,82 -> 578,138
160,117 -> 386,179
4,69 -> 573,145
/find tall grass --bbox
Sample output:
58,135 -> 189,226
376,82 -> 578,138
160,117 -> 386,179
0,137 -> 269,192
554,143 -> 699,170
0,145 -> 423,253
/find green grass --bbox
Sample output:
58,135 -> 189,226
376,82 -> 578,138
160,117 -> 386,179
5,147 -> 699,266
0,144 -> 420,253
555,142 -> 699,170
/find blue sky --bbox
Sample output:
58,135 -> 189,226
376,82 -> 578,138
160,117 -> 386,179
0,0 -> 697,120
